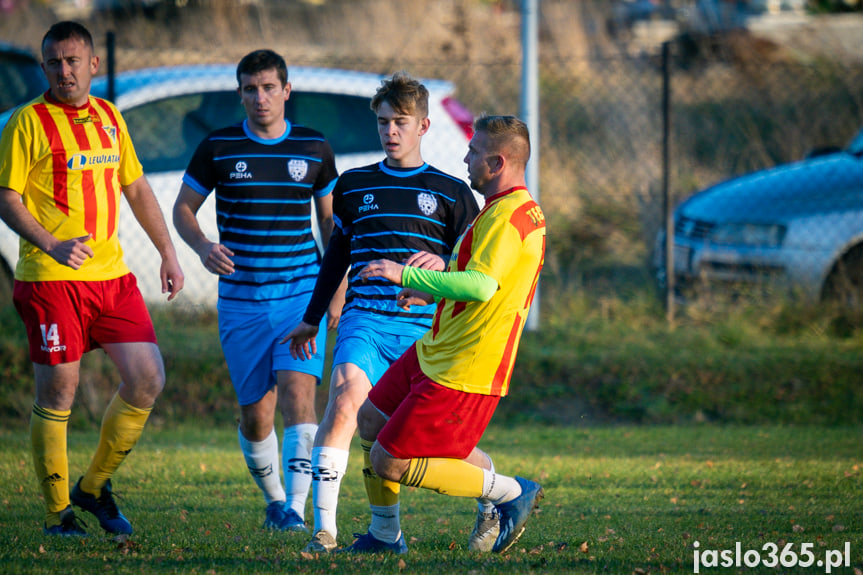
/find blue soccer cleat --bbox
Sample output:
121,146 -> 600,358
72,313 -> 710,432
492,476 -> 544,553
262,501 -> 309,533
43,506 -> 88,537
70,477 -> 133,535
340,531 -> 408,554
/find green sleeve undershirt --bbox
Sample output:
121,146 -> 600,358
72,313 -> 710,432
401,266 -> 498,302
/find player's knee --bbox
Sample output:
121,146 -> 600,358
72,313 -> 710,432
356,401 -> 377,438
129,360 -> 166,400
370,443 -> 401,482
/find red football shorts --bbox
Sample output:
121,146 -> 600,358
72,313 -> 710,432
13,273 -> 157,365
369,343 -> 500,460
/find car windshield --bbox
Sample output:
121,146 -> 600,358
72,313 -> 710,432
122,89 -> 379,173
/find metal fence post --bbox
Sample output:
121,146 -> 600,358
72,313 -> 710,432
106,31 -> 116,103
522,0 -> 540,331
662,40 -> 675,324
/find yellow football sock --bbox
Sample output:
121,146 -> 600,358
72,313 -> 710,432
400,457 -> 484,498
362,439 -> 400,506
80,393 -> 151,495
30,404 -> 71,526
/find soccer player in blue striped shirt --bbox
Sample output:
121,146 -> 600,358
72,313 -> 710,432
174,49 -> 342,533
283,71 -> 481,554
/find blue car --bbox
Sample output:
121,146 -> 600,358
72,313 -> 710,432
655,125 -> 863,305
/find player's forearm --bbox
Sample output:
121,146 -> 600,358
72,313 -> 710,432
402,266 -> 497,302
0,187 -> 60,253
173,202 -> 210,257
303,228 -> 351,325
124,180 -> 177,260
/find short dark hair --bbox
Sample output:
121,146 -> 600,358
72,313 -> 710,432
474,115 -> 531,167
236,49 -> 288,87
42,21 -> 94,56
370,71 -> 428,118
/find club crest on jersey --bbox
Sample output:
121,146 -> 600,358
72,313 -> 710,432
230,160 -> 252,180
102,125 -> 117,144
417,192 -> 437,216
288,159 -> 308,182
358,192 -> 379,213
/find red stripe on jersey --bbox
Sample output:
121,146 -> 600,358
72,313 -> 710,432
451,300 -> 467,319
431,298 -> 444,338
456,225 -> 474,271
104,167 -> 116,239
490,313 -> 522,395
94,99 -> 120,130
82,169 -> 98,239
33,104 -> 70,214
64,107 -> 92,151
447,224 -> 474,320
524,233 -> 545,307
64,107 -> 99,238
92,101 -> 119,239
89,101 -> 114,148
509,201 -> 546,241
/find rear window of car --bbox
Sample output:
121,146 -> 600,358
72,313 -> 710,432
0,49 -> 48,113
121,90 -> 378,173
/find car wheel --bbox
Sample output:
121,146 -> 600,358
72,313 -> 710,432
822,246 -> 863,308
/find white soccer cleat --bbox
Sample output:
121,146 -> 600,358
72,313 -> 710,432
468,508 -> 500,552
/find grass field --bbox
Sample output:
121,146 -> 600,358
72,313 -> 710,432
0,424 -> 860,574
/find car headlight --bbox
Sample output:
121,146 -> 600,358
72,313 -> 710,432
709,223 -> 786,247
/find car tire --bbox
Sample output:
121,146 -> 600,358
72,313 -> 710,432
822,246 -> 863,308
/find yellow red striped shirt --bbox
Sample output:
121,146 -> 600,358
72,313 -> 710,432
416,186 -> 546,396
0,93 -> 142,281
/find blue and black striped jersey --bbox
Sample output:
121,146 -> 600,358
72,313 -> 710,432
332,160 -> 479,330
182,119 -> 338,307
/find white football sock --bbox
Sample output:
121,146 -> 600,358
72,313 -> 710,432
369,503 -> 401,543
282,423 -> 316,519
477,456 -> 496,513
311,446 -> 349,538
238,427 -> 285,505
482,470 -> 522,506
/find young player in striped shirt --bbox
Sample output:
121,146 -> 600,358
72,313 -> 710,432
283,72 -> 481,554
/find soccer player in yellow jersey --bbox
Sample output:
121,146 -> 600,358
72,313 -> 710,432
0,21 -> 184,537
355,115 -> 545,554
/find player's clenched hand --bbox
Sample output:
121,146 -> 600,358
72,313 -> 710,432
280,321 -> 319,360
403,250 -> 445,271
359,259 -> 405,285
396,288 -> 434,310
47,234 -> 94,269
161,251 -> 185,301
199,242 -> 235,276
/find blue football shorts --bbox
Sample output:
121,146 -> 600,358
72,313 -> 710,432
219,304 -> 327,406
332,313 -> 429,386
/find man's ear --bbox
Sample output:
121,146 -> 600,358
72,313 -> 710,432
419,116 -> 430,136
487,154 -> 504,175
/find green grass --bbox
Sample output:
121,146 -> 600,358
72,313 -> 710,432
0,424 -> 860,574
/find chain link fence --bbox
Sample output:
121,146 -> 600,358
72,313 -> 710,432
95,30 -> 863,312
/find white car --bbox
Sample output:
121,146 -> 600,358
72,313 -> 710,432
0,65 -> 477,306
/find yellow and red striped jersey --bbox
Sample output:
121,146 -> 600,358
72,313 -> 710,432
417,186 -> 546,397
0,93 -> 143,281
